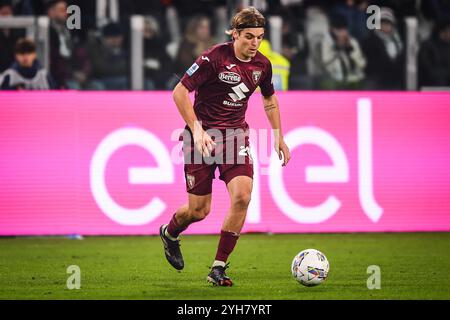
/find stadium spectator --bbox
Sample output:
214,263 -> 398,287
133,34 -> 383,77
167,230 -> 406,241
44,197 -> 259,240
280,14 -> 302,62
419,0 -> 450,41
418,19 -> 450,88
275,4 -> 312,89
47,0 -> 90,89
173,15 -> 215,79
3,0 -> 448,92
362,7 -> 404,90
331,0 -> 370,41
143,16 -> 173,90
0,0 -> 26,72
318,13 -> 366,90
288,43 -> 312,89
0,38 -> 55,90
47,0 -> 72,88
87,22 -> 129,90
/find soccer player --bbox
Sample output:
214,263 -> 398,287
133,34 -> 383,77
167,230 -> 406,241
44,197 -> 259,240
160,7 -> 291,286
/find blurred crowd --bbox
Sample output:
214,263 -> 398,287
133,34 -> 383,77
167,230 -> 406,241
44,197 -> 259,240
0,0 -> 449,91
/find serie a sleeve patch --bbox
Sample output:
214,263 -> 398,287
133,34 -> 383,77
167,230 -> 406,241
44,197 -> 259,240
186,63 -> 199,76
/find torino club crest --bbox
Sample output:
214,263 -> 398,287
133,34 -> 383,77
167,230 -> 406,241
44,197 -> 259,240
186,174 -> 195,190
252,70 -> 262,84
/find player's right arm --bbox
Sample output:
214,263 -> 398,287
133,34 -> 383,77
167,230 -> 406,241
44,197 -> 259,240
259,58 -> 290,167
173,82 -> 215,157
173,82 -> 198,134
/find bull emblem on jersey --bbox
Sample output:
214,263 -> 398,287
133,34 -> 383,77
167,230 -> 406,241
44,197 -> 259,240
252,70 -> 262,84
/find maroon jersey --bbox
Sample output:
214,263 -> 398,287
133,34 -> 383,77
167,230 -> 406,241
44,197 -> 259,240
181,41 -> 275,130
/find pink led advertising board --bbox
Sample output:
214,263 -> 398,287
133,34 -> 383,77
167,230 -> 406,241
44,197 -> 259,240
0,91 -> 449,235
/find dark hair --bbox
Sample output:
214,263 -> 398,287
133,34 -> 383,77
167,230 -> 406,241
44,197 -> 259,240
102,22 -> 123,37
14,38 -> 36,54
45,0 -> 67,10
330,13 -> 349,29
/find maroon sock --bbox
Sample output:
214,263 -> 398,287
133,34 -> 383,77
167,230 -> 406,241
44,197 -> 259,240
215,230 -> 240,262
167,214 -> 188,238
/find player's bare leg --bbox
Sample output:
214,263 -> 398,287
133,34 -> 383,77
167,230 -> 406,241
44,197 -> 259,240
222,176 -> 253,233
207,176 -> 252,286
175,193 -> 212,227
160,193 -> 212,270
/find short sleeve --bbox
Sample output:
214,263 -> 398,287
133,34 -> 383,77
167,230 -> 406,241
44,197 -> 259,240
180,54 -> 215,92
259,60 -> 275,97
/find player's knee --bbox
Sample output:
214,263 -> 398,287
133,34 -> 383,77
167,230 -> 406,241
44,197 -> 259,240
231,192 -> 251,210
189,205 -> 211,222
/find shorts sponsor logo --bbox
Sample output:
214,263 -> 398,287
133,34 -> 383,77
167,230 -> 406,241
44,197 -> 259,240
219,72 -> 241,84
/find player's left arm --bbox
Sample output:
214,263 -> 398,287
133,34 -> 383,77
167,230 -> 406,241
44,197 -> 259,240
262,94 -> 291,166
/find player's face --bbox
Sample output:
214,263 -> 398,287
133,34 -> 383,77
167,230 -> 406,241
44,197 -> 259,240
234,28 -> 265,60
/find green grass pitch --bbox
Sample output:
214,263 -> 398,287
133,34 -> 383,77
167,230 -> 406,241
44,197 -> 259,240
0,233 -> 449,300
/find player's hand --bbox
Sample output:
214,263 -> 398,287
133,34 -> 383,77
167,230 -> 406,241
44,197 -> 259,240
194,128 -> 216,157
275,139 -> 291,166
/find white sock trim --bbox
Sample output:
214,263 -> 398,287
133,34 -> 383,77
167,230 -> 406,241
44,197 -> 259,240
212,260 -> 226,268
164,226 -> 178,241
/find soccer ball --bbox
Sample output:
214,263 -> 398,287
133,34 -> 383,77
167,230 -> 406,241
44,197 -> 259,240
291,249 -> 329,287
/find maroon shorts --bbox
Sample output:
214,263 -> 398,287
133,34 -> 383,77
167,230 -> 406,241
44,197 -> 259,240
182,128 -> 253,196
